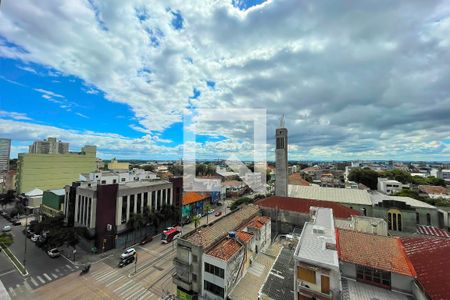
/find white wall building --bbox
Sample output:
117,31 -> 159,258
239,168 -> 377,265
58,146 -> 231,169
294,207 -> 341,300
79,168 -> 158,186
377,177 -> 407,195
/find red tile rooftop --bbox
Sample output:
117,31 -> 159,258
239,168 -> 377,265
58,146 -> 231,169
416,225 -> 450,238
256,196 -> 361,219
246,215 -> 270,229
182,191 -> 209,205
236,230 -> 254,243
337,229 -> 415,277
288,173 -> 311,186
401,236 -> 450,300
207,237 -> 243,261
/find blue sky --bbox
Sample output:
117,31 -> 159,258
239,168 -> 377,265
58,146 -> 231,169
0,0 -> 449,161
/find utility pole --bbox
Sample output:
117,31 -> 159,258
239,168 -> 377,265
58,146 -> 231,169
23,214 -> 28,269
134,252 -> 138,274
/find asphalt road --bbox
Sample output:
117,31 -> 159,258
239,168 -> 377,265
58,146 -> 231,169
0,215 -> 78,295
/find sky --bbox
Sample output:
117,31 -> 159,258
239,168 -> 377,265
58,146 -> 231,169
0,0 -> 449,162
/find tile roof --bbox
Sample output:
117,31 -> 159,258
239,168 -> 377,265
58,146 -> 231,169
183,204 -> 260,248
401,236 -> 450,300
288,173 -> 311,186
336,229 -> 415,276
418,185 -> 450,195
236,230 -> 254,243
342,278 -> 410,300
246,216 -> 270,229
288,185 -> 373,205
206,237 -> 243,261
256,196 -> 361,219
416,225 -> 450,238
182,192 -> 210,205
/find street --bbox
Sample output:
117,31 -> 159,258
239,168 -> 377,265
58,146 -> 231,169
1,201 -> 233,299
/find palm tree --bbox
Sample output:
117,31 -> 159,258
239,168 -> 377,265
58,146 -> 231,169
192,215 -> 201,229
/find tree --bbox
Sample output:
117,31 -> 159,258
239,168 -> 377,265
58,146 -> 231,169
348,168 -> 379,190
0,233 -> 13,247
192,215 -> 201,229
381,169 -> 411,184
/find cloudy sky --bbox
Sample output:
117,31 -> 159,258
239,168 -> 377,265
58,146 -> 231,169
0,0 -> 449,161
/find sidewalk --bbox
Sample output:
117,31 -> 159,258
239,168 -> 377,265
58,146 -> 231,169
60,244 -> 123,267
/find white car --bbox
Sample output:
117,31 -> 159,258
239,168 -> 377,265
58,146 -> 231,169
208,209 -> 214,214
120,248 -> 136,259
47,248 -> 60,258
1,225 -> 11,232
31,234 -> 40,242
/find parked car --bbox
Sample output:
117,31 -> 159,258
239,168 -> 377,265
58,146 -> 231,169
31,234 -> 40,242
26,228 -> 34,238
208,209 -> 214,214
0,211 -> 8,218
214,211 -> 222,217
1,225 -> 11,232
47,248 -> 60,258
120,248 -> 136,259
118,255 -> 135,268
140,235 -> 153,245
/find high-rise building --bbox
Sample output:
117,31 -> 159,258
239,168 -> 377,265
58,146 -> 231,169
0,138 -> 11,173
16,145 -> 97,193
275,116 -> 288,196
29,137 -> 69,154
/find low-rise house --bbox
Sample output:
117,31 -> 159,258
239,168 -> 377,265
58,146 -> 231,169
173,204 -> 260,300
181,192 -> 211,223
337,229 -> 416,298
41,189 -> 65,217
418,185 -> 450,200
294,208 -> 341,300
377,177 -> 408,195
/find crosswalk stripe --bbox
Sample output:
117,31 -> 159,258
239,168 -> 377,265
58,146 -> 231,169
132,288 -> 151,300
94,270 -> 115,280
113,280 -> 133,293
8,287 -> 15,297
119,283 -> 141,297
37,276 -> 45,284
65,264 -> 73,270
55,268 -> 60,273
125,287 -> 145,299
43,273 -> 52,281
99,272 -> 120,283
51,273 -> 58,279
30,277 -> 39,287
105,275 -> 125,287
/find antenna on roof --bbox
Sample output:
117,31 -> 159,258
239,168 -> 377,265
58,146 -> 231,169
280,114 -> 285,128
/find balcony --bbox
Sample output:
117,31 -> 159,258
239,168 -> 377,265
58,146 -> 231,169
298,283 -> 333,300
173,272 -> 192,292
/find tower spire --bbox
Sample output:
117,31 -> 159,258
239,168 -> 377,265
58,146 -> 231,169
280,114 -> 285,128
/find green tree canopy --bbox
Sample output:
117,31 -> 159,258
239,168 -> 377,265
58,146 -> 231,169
348,168 -> 379,190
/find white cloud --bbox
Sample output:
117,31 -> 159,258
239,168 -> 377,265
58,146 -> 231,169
0,110 -> 32,121
0,0 -> 449,160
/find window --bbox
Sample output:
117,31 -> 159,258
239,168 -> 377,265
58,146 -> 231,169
137,194 -> 142,214
205,263 -> 224,278
356,265 -> 391,288
416,212 -> 420,224
398,214 -> 402,231
393,213 -> 397,231
113,179 -> 117,184
77,195 -> 81,222
163,189 -> 166,205
143,192 -> 148,209
157,190 -> 161,210
298,267 -> 316,284
362,208 -> 367,216
87,198 -> 91,227
121,196 -> 127,224
204,280 -> 224,298
121,178 -> 126,182
152,191 -> 156,209
130,195 -> 135,213
427,213 -> 431,225
193,255 -> 198,263
321,275 -> 330,294
388,210 -> 402,231
388,213 -> 392,230
192,273 -> 197,282
276,137 -> 284,149
101,180 -> 106,184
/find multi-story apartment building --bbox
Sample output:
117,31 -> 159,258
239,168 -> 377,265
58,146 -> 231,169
16,145 -> 96,193
174,204 -> 261,300
294,208 -> 341,300
377,177 -> 408,195
0,138 -> 11,173
66,179 -> 172,251
28,137 -> 69,154
79,168 -> 157,185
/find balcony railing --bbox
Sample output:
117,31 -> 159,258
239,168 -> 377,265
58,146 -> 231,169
298,283 -> 333,300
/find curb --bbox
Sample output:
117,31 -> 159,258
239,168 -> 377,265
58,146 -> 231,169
0,244 -> 29,277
